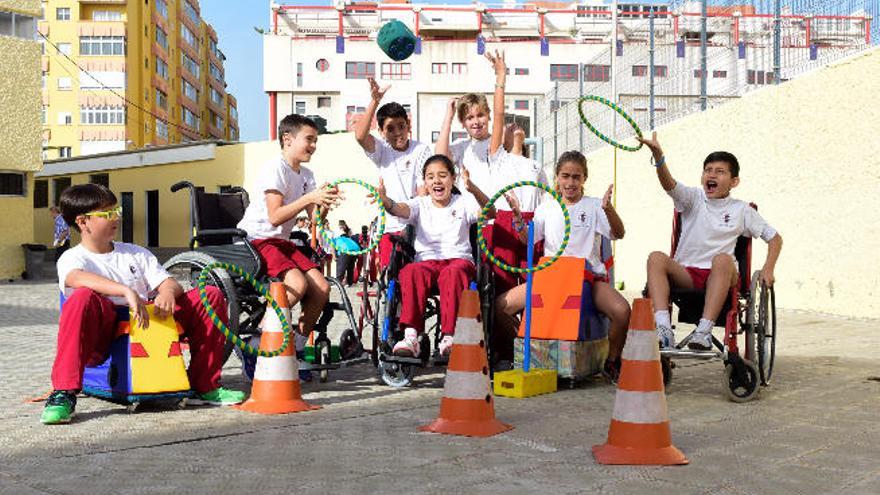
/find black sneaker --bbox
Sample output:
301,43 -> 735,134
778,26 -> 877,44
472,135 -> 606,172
41,390 -> 77,425
602,358 -> 622,385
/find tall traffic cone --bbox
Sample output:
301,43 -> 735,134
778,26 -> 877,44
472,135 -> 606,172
592,298 -> 687,465
236,282 -> 320,415
419,286 -> 512,437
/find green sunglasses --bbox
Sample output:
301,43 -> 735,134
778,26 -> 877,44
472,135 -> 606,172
83,206 -> 122,220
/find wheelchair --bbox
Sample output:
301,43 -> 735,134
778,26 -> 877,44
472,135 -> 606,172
161,181 -> 365,383
365,223 -> 495,388
646,206 -> 777,402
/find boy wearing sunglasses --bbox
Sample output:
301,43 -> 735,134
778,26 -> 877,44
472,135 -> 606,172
43,184 -> 244,424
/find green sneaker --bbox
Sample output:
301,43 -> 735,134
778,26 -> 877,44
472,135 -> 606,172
41,390 -> 77,425
190,387 -> 245,406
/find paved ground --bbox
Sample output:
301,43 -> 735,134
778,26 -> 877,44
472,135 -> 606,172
0,280 -> 878,494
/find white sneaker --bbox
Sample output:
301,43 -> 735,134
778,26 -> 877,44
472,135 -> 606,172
392,328 -> 420,357
438,335 -> 454,358
657,325 -> 676,349
687,328 -> 713,351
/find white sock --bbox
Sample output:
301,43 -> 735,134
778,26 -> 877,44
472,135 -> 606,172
404,327 -> 418,340
654,310 -> 671,329
696,318 -> 714,334
294,332 -> 308,352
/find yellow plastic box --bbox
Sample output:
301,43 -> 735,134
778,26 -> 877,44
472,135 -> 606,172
493,368 -> 558,398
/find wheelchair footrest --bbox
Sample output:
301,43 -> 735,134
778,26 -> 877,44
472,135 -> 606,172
298,362 -> 340,371
379,353 -> 425,366
660,349 -> 721,360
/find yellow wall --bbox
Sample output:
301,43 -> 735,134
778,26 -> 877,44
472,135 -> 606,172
585,47 -> 880,318
0,0 -> 42,279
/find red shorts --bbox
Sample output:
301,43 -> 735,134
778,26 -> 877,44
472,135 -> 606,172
251,238 -> 318,278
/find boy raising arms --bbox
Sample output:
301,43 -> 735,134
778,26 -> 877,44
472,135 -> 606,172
354,78 -> 432,268
45,184 -> 244,424
639,132 -> 782,350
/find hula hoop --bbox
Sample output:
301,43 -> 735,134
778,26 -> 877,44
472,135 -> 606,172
476,181 -> 571,274
314,179 -> 386,256
577,95 -> 644,152
197,262 -> 291,357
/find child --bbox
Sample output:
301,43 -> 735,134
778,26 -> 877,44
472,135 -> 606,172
45,184 -> 244,425
376,154 -> 493,358
494,151 -> 631,381
237,114 -> 340,358
638,132 -> 782,350
355,78 -> 432,269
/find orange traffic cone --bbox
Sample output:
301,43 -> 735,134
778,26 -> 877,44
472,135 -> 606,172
592,298 -> 688,465
420,287 -> 512,437
236,282 -> 320,415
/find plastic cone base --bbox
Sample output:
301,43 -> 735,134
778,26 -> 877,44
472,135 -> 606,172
592,443 -> 689,466
419,418 -> 512,437
235,397 -> 320,415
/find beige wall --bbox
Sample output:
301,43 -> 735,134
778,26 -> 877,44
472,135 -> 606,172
585,47 -> 880,318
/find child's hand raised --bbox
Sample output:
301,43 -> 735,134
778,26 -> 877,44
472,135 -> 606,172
485,49 -> 506,77
446,97 -> 459,118
601,184 -> 614,210
371,178 -> 388,204
462,167 -> 475,193
636,131 -> 664,161
368,77 -> 390,103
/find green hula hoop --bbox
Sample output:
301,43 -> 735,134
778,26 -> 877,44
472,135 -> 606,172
577,95 -> 644,152
314,178 -> 386,256
477,181 -> 571,274
197,262 -> 291,357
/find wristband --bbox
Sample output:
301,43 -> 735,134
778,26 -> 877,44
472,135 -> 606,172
387,198 -> 396,211
654,155 -> 666,168
495,84 -> 505,89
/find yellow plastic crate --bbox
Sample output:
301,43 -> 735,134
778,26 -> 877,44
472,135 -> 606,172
493,369 -> 558,398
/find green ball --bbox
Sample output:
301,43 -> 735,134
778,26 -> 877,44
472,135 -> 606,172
377,20 -> 416,62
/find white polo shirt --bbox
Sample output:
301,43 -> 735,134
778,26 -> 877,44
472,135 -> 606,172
669,182 -> 777,269
492,151 -> 548,213
533,196 -> 615,275
237,155 -> 317,241
403,194 -> 480,263
449,136 -> 493,204
365,137 -> 432,234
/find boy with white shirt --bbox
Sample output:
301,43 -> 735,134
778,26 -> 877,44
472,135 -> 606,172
44,184 -> 244,424
638,132 -> 783,350
355,78 -> 432,268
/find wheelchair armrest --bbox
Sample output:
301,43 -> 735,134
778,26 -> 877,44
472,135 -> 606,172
194,228 -> 249,242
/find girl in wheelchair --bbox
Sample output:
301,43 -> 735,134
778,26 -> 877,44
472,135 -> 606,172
375,154 -> 494,359
494,150 -> 631,382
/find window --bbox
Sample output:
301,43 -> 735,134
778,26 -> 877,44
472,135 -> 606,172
57,112 -> 72,125
345,61 -> 374,79
296,62 -> 302,87
380,62 -> 411,80
79,36 -> 125,56
451,132 -> 468,141
183,79 -> 198,102
694,69 -> 706,79
431,63 -> 447,74
180,23 -> 198,48
41,105 -> 47,124
584,64 -> 610,82
451,63 -> 467,74
89,174 -> 109,188
156,26 -> 167,50
156,119 -> 168,138
92,10 -> 123,21
713,70 -> 727,79
514,100 -> 529,111
210,111 -> 224,129
183,0 -> 199,25
155,89 -> 167,110
53,177 -> 71,204
34,180 -> 48,208
654,65 -> 668,77
317,96 -> 331,108
431,131 -> 440,143
181,53 -> 199,78
550,64 -> 578,81
514,67 -> 529,76
209,63 -> 222,81
58,147 -> 72,158
632,65 -> 647,77
156,0 -> 168,19
0,173 -> 25,196
210,87 -> 222,106
182,106 -> 200,129
80,106 -> 125,125
747,70 -> 756,84
156,57 -> 168,79
230,106 -> 238,121
58,77 -> 71,90
56,8 -> 70,21
295,101 -> 306,114
0,11 -> 35,40
316,58 -> 329,72
56,42 -> 71,55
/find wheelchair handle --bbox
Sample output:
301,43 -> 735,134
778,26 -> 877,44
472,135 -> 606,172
170,181 -> 195,193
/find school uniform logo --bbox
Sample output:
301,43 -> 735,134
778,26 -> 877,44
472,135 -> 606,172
129,265 -> 137,274
450,209 -> 460,220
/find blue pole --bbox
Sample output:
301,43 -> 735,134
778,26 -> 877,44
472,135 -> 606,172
524,221 -> 535,373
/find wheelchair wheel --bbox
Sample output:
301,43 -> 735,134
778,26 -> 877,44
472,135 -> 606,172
164,251 -> 240,363
378,360 -> 415,388
723,358 -> 760,403
749,271 -> 778,385
339,328 -> 363,361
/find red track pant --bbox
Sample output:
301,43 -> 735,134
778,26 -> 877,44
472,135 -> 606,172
398,258 -> 475,336
51,286 -> 228,393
